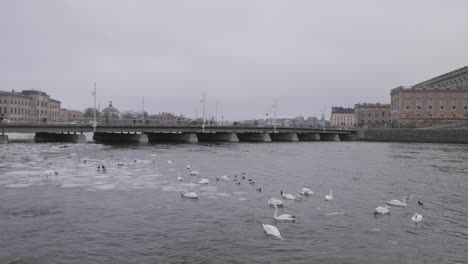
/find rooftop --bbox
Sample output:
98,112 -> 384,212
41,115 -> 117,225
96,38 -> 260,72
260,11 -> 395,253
331,107 -> 354,114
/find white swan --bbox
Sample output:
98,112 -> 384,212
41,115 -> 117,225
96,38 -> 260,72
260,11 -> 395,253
281,190 -> 295,200
268,198 -> 283,207
300,187 -> 314,196
221,175 -> 231,181
181,190 -> 198,199
198,178 -> 209,184
324,190 -> 333,201
387,196 -> 410,207
186,162 -> 191,170
411,213 -> 423,223
177,171 -> 183,182
167,160 -> 173,166
262,224 -> 283,240
273,204 -> 295,221
42,169 -> 58,180
374,205 -> 391,214
190,169 -> 200,176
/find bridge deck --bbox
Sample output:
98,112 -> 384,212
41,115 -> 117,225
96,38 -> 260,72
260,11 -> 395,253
1,124 -> 355,134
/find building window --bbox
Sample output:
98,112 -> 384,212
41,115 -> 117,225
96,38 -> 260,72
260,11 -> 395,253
464,98 -> 468,110
428,97 -> 433,111
416,97 -> 422,110
439,97 -> 445,110
451,97 -> 457,110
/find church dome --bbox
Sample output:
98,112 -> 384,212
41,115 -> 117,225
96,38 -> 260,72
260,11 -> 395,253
102,101 -> 120,116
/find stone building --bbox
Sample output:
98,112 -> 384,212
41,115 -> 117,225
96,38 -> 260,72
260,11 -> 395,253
330,107 -> 355,128
390,66 -> 468,128
0,90 -> 61,122
354,103 -> 391,128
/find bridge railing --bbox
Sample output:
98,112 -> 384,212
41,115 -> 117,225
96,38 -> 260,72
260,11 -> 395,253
0,116 -> 334,130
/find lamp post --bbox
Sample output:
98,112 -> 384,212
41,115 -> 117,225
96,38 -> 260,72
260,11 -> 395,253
273,99 -> 277,133
92,82 -> 97,131
201,92 -> 206,132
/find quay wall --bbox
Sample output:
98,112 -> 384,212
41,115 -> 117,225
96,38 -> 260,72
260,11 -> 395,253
356,128 -> 468,144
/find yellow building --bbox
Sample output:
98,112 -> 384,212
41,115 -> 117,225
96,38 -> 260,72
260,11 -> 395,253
330,107 -> 355,128
0,90 -> 61,122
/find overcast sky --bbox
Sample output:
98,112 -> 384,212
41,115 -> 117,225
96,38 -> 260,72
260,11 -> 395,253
1,0 -> 468,120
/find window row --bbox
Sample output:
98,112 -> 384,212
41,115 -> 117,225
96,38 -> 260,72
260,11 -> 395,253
0,107 -> 60,116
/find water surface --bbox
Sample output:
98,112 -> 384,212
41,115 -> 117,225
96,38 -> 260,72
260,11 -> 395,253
1,139 -> 467,263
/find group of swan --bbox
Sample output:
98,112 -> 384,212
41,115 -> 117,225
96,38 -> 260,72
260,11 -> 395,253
374,195 -> 411,215
265,187 -> 320,239
374,195 -> 423,224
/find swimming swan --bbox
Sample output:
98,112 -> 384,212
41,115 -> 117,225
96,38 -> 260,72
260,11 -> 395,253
300,187 -> 314,196
374,205 -> 391,214
268,198 -> 283,207
387,196 -> 411,207
177,171 -> 183,181
181,190 -> 198,199
190,169 -> 200,176
325,190 -> 333,201
198,178 -> 209,184
262,224 -> 283,240
273,204 -> 295,221
411,213 -> 423,223
281,190 -> 295,200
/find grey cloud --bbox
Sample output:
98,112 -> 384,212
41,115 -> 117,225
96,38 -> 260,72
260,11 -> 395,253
1,0 -> 467,119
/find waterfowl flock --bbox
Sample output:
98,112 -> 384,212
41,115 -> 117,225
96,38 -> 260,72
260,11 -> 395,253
163,159 -> 425,241
39,153 -> 425,241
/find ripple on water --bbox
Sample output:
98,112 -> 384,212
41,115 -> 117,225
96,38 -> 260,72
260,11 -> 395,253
0,141 -> 467,263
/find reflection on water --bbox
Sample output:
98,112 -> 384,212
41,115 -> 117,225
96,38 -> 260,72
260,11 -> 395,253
1,141 -> 467,263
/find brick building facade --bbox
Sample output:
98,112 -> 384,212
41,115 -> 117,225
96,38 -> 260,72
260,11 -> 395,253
390,66 -> 468,128
354,103 -> 391,128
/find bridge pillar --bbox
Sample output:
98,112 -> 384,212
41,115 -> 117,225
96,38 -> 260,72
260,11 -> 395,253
0,135 -> 8,144
297,133 -> 320,141
319,133 -> 340,141
270,133 -> 299,142
93,132 -> 148,143
236,132 -> 272,142
338,134 -> 354,141
146,132 -> 198,143
197,132 -> 239,142
35,132 -> 87,143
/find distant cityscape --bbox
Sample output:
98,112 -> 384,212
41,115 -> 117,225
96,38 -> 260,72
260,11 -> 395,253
1,65 -> 467,128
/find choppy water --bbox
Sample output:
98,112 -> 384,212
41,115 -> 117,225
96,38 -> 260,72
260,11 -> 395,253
1,136 -> 467,263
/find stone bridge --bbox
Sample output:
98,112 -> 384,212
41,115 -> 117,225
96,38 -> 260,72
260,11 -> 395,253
0,123 -> 357,144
